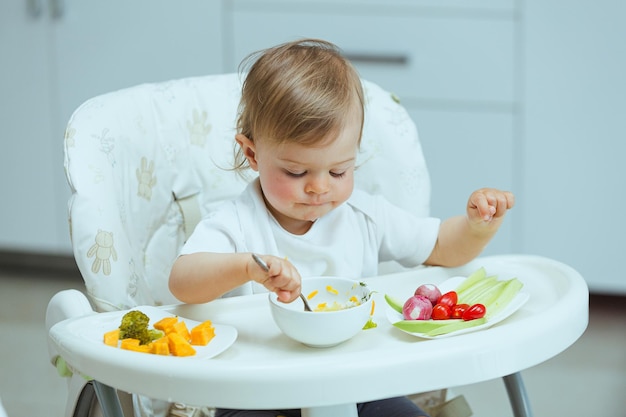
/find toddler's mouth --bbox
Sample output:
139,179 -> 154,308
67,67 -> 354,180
303,200 -> 331,207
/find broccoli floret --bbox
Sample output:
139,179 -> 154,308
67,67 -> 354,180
118,310 -> 162,345
148,329 -> 164,341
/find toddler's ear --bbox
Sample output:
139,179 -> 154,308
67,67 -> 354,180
235,134 -> 259,171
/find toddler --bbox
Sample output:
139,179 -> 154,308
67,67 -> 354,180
169,38 -> 514,417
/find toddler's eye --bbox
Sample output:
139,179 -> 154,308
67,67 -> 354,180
330,171 -> 346,178
285,170 -> 306,178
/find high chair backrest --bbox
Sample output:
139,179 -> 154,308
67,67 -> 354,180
64,73 -> 430,312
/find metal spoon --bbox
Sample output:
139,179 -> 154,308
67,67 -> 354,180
251,253 -> 312,312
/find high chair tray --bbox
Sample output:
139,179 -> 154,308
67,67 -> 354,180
49,255 -> 588,413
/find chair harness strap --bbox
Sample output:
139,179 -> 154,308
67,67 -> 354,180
174,194 -> 202,241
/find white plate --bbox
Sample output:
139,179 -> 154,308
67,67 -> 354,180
82,305 -> 237,359
386,276 -> 529,339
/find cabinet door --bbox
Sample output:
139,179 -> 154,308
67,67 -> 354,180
523,1 -> 626,293
411,109 -> 516,255
226,9 -> 515,105
0,2 -> 64,253
54,1 -> 224,122
1,1 -> 224,255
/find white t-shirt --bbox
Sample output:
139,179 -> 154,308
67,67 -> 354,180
181,179 -> 440,297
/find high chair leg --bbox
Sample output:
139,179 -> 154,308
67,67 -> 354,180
93,382 -> 125,417
73,382 -> 97,417
503,372 -> 534,417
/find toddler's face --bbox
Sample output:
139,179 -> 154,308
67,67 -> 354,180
252,113 -> 361,235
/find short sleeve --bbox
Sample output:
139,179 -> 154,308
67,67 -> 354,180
349,190 -> 440,267
179,202 -> 241,255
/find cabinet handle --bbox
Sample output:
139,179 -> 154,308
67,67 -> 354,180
343,52 -> 409,66
26,0 -> 43,18
50,0 -> 63,18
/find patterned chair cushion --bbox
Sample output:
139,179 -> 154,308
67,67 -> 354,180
64,73 -> 430,311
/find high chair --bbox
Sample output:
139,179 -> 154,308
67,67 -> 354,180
46,73 -> 437,417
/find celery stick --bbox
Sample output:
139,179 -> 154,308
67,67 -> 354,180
485,278 -> 523,318
473,280 -> 507,307
384,294 -> 404,314
424,318 -> 487,336
457,275 -> 498,303
393,319 -> 461,333
454,267 -> 487,294
461,279 -> 511,306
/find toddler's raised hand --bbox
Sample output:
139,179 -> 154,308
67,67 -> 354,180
249,254 -> 302,303
467,188 -> 515,225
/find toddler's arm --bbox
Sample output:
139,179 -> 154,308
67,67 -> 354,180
169,253 -> 302,304
424,188 -> 515,267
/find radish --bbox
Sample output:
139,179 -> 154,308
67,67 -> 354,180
414,284 -> 442,306
402,295 -> 433,320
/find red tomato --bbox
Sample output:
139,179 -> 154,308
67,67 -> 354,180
462,303 -> 486,321
451,303 -> 470,319
437,291 -> 458,308
431,304 -> 451,320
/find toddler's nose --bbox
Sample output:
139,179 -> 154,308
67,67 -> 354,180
305,174 -> 329,194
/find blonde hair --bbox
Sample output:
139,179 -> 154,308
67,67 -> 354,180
234,39 -> 364,171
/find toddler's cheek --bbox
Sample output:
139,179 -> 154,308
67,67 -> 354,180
263,176 -> 297,203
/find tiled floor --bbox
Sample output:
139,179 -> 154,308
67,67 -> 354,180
1,266 -> 625,417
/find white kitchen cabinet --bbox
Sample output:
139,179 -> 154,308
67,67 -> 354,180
413,109 -> 516,256
225,9 -> 516,104
1,1 -> 224,255
522,1 -> 626,293
0,1 -> 60,254
224,0 -> 519,256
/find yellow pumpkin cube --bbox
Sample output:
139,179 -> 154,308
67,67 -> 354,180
172,321 -> 191,340
120,338 -> 140,349
190,321 -> 215,346
103,329 -> 120,347
153,316 -> 178,334
167,333 -> 196,357
150,338 -> 170,356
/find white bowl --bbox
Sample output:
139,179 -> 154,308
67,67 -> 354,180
268,276 -> 373,348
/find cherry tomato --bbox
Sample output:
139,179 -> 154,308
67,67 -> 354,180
431,303 -> 451,320
437,291 -> 458,308
451,303 -> 470,319
462,303 -> 486,321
